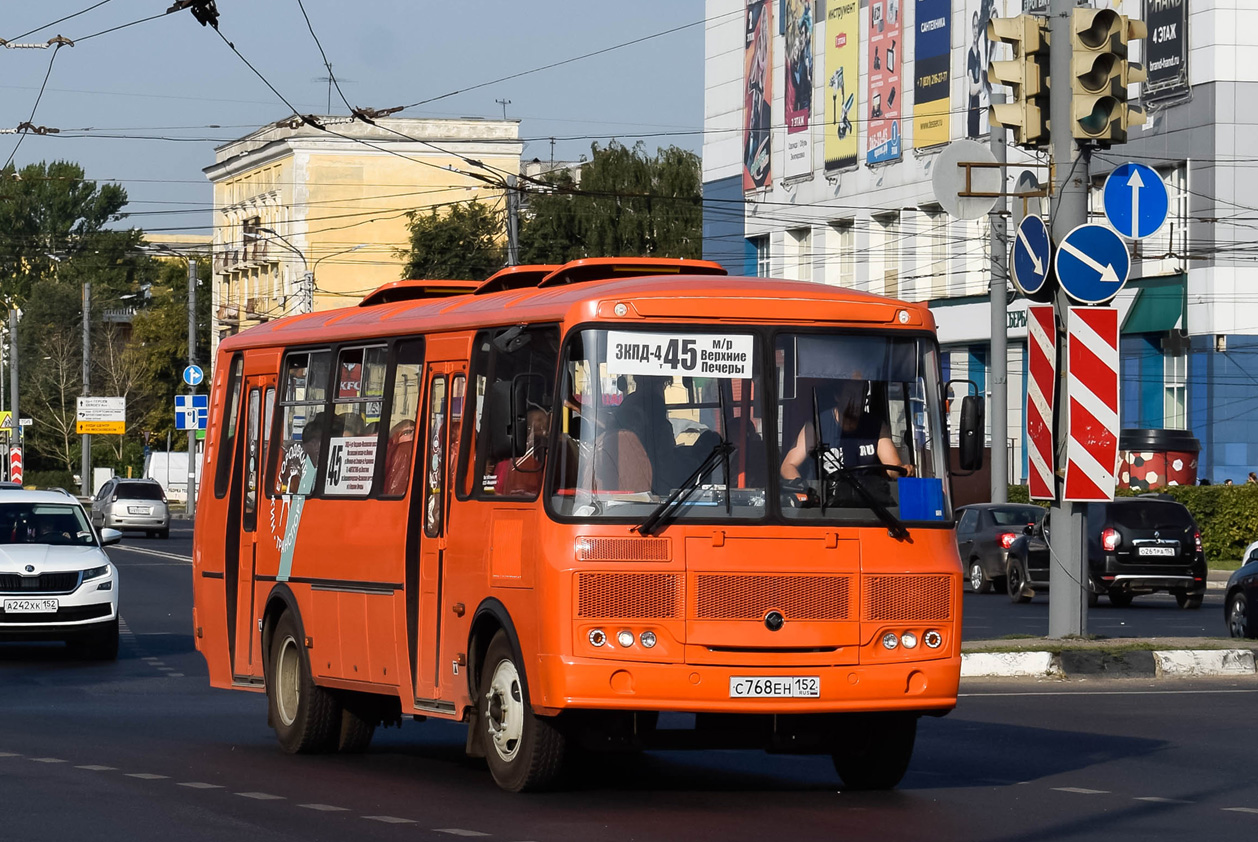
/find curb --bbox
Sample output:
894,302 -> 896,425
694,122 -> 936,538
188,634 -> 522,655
961,648 -> 1257,679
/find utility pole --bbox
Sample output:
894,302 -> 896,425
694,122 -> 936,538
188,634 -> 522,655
989,87 -> 1009,504
505,175 -> 521,266
81,281 -> 91,499
187,257 -> 198,521
496,98 -> 511,119
1048,0 -> 1090,638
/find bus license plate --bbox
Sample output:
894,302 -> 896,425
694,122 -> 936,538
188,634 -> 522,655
1138,546 -> 1176,556
729,676 -> 820,698
4,598 -> 58,614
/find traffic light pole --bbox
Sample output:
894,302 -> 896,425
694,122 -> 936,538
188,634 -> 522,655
989,88 -> 1009,504
1049,0 -> 1090,638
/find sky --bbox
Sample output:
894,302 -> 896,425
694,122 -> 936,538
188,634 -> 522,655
0,0 -> 709,235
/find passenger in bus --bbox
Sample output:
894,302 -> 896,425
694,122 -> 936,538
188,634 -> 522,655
615,376 -> 682,493
292,412 -> 327,494
494,408 -> 549,496
779,380 -> 911,483
382,418 -> 416,496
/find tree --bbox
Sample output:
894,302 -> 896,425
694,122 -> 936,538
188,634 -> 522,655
400,200 -> 505,280
519,142 -> 702,264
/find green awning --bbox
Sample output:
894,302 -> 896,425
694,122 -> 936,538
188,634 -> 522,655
1122,275 -> 1185,334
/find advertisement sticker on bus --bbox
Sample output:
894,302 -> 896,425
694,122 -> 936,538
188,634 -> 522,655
606,331 -> 754,378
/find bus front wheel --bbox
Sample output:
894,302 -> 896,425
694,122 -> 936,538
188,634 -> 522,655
478,630 -> 567,792
268,611 -> 340,754
831,713 -> 917,790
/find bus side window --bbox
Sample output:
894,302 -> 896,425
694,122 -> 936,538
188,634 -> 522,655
325,345 -> 387,497
213,355 -> 244,499
469,327 -> 559,499
270,350 -> 332,497
380,340 -> 424,498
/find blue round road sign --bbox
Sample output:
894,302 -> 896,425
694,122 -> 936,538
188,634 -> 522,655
1054,224 -> 1131,305
183,364 -> 204,387
1011,215 -> 1052,299
1102,163 -> 1169,240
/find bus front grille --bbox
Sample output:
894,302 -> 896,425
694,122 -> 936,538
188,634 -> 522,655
693,574 -> 853,620
862,574 -> 952,622
576,572 -> 683,619
575,536 -> 671,562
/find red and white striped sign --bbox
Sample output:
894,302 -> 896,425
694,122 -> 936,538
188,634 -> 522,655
1026,304 -> 1057,500
1063,307 -> 1120,501
9,446 -> 22,486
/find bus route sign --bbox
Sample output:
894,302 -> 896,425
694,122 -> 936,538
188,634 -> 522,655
605,331 -> 754,379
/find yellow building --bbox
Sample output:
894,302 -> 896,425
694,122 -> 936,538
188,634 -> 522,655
203,115 -> 522,356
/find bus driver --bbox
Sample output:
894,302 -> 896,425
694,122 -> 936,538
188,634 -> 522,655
780,379 -> 911,483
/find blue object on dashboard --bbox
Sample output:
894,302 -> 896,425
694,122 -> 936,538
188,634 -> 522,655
897,477 -> 946,521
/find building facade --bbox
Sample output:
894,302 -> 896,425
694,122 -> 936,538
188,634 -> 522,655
703,0 -> 1256,485
204,116 -> 522,358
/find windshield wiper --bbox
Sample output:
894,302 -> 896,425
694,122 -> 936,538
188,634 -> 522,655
828,467 -> 911,541
635,440 -> 736,536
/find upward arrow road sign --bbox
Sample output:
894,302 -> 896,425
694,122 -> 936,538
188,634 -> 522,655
1103,163 -> 1169,240
1054,224 -> 1131,305
1011,215 -> 1052,299
183,364 -> 204,387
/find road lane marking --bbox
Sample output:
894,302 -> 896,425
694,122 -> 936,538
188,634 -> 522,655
364,816 -> 416,824
236,792 -> 285,800
1053,787 -> 1109,795
0,752 -> 20,757
179,782 -> 224,789
110,545 -> 191,562
167,673 -> 185,677
127,773 -> 170,780
1135,796 -> 1193,803
1223,807 -> 1258,814
30,758 -> 66,763
435,830 -> 491,837
299,804 -> 349,811
77,765 -> 116,771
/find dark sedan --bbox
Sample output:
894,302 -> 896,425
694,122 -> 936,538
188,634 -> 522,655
1224,541 -> 1258,637
1005,496 -> 1207,608
955,503 -> 1047,593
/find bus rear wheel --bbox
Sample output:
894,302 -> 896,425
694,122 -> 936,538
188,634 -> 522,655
831,713 -> 917,790
268,611 -> 340,754
478,631 -> 567,792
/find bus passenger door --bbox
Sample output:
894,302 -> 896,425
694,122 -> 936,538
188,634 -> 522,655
413,363 -> 463,706
232,375 -> 274,677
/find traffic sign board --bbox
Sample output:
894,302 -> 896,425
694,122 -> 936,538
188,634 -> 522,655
76,396 -> 126,435
1026,304 -> 1057,500
1063,307 -> 1120,501
183,365 -> 205,387
1011,215 -> 1052,298
1102,163 -> 1168,240
1054,224 -> 1131,305
175,394 -> 209,431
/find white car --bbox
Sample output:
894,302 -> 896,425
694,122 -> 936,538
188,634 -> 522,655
0,489 -> 122,660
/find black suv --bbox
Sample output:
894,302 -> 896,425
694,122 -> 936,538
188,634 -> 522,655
1005,496 -> 1207,608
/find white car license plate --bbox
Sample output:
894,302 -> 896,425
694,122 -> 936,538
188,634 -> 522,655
4,598 -> 58,614
128,506 -> 151,515
729,676 -> 820,698
1139,546 -> 1176,557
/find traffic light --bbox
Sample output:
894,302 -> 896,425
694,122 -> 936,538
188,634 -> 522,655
987,15 -> 1051,147
1070,8 -> 1147,145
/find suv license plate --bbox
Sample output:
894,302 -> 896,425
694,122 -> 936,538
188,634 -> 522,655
1139,546 -> 1176,556
4,598 -> 58,614
729,676 -> 820,698
128,506 -> 150,515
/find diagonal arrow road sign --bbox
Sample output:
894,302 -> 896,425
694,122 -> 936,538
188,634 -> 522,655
1017,226 -> 1045,277
1059,239 -> 1119,285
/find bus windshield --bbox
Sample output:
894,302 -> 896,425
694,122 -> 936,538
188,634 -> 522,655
550,328 -> 950,525
551,328 -> 768,521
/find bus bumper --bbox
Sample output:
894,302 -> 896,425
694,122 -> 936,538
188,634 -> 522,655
535,654 -> 960,716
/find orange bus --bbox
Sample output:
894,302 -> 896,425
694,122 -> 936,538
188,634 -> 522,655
193,258 -> 983,792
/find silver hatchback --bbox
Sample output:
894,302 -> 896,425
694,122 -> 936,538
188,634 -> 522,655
91,478 -> 170,539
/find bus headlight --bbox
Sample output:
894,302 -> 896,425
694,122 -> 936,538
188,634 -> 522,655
901,632 -> 918,649
924,630 -> 943,649
616,630 -> 635,648
639,631 -> 657,648
588,629 -> 607,647
881,632 -> 899,650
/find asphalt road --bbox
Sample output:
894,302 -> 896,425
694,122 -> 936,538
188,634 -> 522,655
962,586 -> 1232,641
3,529 -> 1257,841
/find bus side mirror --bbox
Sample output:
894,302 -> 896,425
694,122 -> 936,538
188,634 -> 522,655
958,394 -> 984,472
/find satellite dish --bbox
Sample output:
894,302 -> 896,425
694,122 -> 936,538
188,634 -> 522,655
931,140 -> 1000,220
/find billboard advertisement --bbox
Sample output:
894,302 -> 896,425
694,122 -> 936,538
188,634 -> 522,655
743,0 -> 773,191
783,0 -> 815,179
867,0 -> 903,164
913,0 -> 951,149
1144,0 -> 1188,102
824,0 -> 859,172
